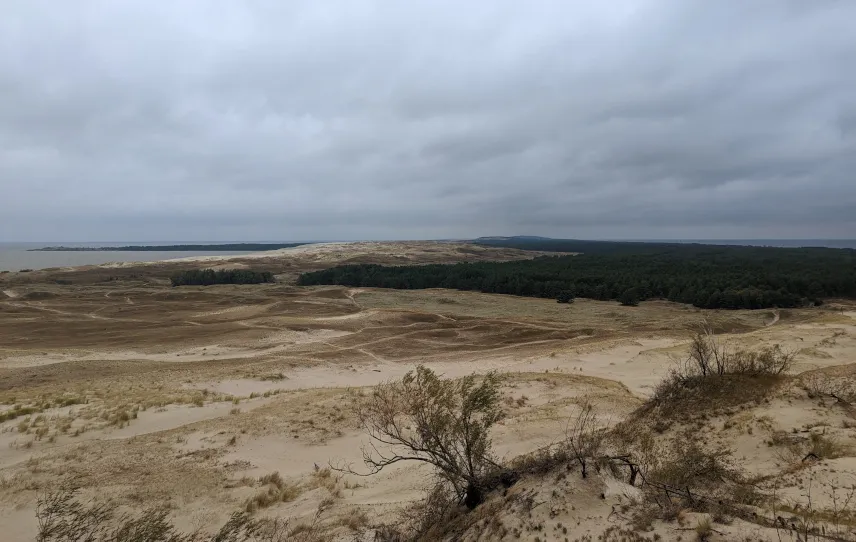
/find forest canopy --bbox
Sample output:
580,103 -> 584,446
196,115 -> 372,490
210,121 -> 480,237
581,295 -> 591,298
170,269 -> 274,286
298,242 -> 856,310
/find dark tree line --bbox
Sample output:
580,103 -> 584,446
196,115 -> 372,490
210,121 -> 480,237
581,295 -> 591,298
297,244 -> 856,310
473,236 -> 856,255
473,237 -> 692,255
170,269 -> 274,286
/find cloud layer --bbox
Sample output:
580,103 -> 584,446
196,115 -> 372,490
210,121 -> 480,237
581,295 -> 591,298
2,0 -> 855,241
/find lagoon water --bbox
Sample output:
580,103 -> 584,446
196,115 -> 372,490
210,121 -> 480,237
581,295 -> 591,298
0,243 -> 258,272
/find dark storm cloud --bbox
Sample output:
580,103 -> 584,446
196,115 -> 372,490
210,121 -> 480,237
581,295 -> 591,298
2,0 -> 855,241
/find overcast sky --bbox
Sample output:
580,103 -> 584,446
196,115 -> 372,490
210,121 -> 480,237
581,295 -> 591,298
2,1 -> 855,242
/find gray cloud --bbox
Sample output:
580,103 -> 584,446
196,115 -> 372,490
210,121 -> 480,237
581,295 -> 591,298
2,0 -> 855,242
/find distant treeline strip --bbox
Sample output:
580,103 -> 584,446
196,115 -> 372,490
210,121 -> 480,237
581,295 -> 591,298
472,237 -> 844,254
30,243 -> 308,252
171,269 -> 275,286
473,237 -> 677,254
298,244 -> 856,310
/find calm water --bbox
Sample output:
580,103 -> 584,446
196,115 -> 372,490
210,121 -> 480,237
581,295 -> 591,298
0,243 -> 258,272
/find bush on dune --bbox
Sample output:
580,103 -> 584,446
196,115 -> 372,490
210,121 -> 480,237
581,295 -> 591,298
646,321 -> 795,416
344,366 -> 507,510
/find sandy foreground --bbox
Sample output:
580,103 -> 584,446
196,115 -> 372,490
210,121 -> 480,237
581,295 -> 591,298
1,241 -> 855,541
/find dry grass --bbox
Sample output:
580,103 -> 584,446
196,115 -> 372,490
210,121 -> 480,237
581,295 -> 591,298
36,488 -> 327,542
340,508 -> 369,531
694,517 -> 713,541
244,472 -> 303,513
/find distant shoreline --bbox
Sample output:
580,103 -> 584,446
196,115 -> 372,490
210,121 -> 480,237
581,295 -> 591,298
28,243 -> 308,252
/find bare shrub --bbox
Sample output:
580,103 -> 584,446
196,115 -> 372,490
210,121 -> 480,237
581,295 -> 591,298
345,365 -> 504,509
686,322 -> 728,377
565,401 -> 605,479
628,438 -> 763,522
768,431 -> 806,464
647,440 -> 738,494
802,372 -> 856,403
728,345 -> 795,376
826,483 -> 856,540
607,424 -> 660,487
373,483 -> 461,542
506,401 -> 642,488
806,432 -> 847,461
769,430 -> 847,464
776,474 -> 856,542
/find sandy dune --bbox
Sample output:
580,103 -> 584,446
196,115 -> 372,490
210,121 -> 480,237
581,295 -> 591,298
1,243 -> 855,541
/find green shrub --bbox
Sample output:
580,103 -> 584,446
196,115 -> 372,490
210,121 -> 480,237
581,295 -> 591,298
352,366 -> 504,509
556,291 -> 575,304
619,289 -> 640,307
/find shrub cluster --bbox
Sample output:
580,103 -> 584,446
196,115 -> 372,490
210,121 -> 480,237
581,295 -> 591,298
649,325 -> 794,413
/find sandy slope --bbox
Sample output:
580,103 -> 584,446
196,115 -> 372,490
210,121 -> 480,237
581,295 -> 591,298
91,240 -> 562,270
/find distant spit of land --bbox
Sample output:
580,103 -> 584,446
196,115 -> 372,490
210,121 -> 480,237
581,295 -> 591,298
28,243 -> 308,252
